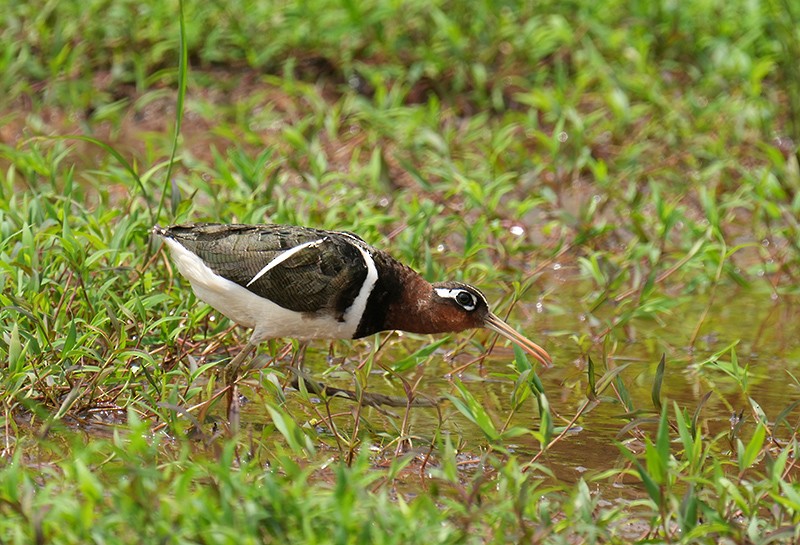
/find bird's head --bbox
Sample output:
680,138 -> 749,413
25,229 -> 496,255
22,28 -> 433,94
427,281 -> 552,367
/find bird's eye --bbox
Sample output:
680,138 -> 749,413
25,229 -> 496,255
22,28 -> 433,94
434,286 -> 481,311
455,290 -> 477,310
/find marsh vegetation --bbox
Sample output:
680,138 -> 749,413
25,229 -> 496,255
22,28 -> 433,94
1,0 -> 799,542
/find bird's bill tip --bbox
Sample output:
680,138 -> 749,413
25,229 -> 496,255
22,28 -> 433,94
484,313 -> 552,367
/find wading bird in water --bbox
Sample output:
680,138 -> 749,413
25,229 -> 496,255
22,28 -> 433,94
154,223 -> 551,420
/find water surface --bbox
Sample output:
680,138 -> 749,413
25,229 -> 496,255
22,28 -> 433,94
243,281 -> 800,492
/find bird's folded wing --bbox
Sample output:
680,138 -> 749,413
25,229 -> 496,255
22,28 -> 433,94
173,224 -> 368,315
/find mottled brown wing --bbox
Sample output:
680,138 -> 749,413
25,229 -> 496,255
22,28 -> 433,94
164,223 -> 368,316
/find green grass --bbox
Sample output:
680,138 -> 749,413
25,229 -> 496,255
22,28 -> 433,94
2,0 -> 800,542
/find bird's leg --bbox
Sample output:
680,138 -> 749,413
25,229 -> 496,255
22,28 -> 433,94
291,341 -> 308,370
327,342 -> 336,364
285,341 -> 308,396
224,339 -> 258,434
223,340 -> 257,385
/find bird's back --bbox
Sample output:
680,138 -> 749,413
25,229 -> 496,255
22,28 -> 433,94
155,223 -> 379,340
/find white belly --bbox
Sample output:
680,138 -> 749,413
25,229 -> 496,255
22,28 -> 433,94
163,238 -> 359,342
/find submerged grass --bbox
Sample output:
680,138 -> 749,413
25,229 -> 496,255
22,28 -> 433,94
2,0 -> 800,542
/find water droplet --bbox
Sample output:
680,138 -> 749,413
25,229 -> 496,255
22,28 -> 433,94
557,131 -> 568,142
436,244 -> 446,252
209,315 -> 216,321
762,239 -> 770,247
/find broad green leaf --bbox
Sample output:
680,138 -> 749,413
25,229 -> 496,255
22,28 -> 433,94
61,319 -> 77,357
446,381 -> 499,441
644,437 -> 665,485
266,404 -> 315,456
513,344 -> 531,373
739,423 -> 766,470
538,393 -> 553,447
511,369 -> 532,408
7,322 -> 22,372
614,373 -> 634,412
391,338 -> 448,373
748,397 -> 769,426
674,402 -> 694,463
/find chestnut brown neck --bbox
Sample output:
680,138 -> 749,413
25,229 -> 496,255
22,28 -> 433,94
382,273 -> 442,334
353,251 -> 441,337
353,250 -> 487,338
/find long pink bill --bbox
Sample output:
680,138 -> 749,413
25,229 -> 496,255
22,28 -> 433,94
484,313 -> 552,367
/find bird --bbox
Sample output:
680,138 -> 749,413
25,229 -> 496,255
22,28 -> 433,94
153,223 -> 552,404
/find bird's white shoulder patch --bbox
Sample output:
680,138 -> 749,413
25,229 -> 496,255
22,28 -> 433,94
340,241 -> 378,330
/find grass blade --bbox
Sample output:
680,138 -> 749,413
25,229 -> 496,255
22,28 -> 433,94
586,355 -> 597,399
619,442 -> 662,505
651,353 -> 665,411
692,391 -> 712,435
156,0 -> 188,222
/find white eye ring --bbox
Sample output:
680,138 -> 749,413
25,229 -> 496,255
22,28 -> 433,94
435,288 -> 477,311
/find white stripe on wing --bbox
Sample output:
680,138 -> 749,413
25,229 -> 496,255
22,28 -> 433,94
246,237 -> 327,287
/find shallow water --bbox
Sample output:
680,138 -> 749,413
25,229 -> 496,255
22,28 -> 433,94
242,281 -> 800,490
